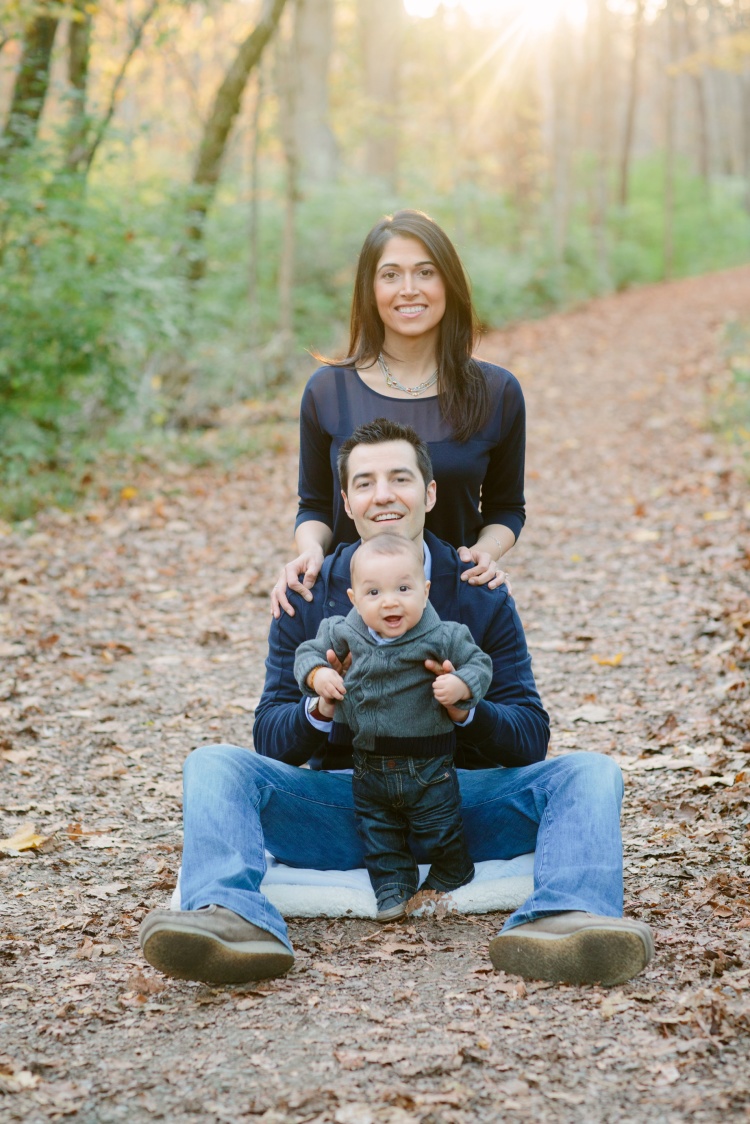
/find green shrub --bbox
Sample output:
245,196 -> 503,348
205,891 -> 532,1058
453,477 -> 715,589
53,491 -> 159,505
0,158 -> 188,490
1,148 -> 749,520
712,321 -> 750,469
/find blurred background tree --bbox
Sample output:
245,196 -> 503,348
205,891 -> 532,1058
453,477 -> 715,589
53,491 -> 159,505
1,0 -> 749,516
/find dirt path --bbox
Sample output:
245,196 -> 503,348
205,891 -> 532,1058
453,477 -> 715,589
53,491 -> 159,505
2,268 -> 750,1122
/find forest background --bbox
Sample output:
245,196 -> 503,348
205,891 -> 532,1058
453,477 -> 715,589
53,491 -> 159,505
2,0 -> 750,521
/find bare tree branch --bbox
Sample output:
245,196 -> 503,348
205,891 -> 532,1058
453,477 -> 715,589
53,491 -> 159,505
185,0 -> 288,282
64,0 -> 94,173
81,0 -> 160,175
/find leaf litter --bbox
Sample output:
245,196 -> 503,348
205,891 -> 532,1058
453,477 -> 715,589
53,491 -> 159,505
1,269 -> 750,1120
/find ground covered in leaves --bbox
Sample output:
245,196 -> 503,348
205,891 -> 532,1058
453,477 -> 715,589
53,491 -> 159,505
2,267 -> 750,1122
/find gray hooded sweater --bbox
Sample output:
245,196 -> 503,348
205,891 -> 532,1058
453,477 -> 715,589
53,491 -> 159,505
294,601 -> 493,755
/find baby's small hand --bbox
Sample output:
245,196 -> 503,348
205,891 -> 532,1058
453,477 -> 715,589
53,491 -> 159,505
432,673 -> 470,708
309,666 -> 346,702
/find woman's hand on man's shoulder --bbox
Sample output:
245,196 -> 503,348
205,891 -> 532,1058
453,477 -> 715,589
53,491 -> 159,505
271,548 -> 325,619
457,546 -> 512,595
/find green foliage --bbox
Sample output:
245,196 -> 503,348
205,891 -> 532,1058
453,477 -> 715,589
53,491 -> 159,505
712,320 -> 750,470
2,146 -> 750,521
608,158 -> 750,289
0,153 -> 188,510
201,162 -> 749,348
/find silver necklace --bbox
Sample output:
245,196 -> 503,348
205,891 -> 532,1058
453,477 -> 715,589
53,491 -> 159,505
377,353 -> 438,398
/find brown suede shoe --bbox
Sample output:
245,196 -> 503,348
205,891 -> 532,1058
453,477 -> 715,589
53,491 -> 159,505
488,912 -> 654,987
139,905 -> 294,984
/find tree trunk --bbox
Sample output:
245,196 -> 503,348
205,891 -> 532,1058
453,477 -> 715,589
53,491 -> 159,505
681,0 -> 710,195
0,1 -> 62,165
186,0 -> 288,282
435,4 -> 463,210
273,21 -> 299,385
664,1 -> 677,280
291,0 -> 337,185
549,18 -> 574,266
593,0 -> 611,287
248,67 -> 264,344
64,0 -> 93,174
617,0 -> 644,208
708,2 -> 740,176
358,0 -> 402,187
743,68 -> 750,213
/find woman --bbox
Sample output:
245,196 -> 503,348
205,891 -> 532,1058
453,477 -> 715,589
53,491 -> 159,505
272,209 -> 525,618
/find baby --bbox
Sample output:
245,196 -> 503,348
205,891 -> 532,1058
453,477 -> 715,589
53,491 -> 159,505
294,534 -> 492,921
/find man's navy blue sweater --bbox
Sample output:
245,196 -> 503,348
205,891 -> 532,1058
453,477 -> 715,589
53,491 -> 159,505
253,532 -> 550,772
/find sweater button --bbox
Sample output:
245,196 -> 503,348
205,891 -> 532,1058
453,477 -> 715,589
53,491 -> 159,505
328,600 -> 335,608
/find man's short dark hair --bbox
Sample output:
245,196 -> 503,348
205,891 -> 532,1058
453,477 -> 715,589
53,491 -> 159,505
337,418 -> 434,493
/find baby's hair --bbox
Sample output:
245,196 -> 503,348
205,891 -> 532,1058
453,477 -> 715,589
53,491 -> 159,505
350,535 -> 424,584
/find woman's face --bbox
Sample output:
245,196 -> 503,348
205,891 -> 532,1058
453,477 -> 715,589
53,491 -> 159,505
373,235 -> 447,347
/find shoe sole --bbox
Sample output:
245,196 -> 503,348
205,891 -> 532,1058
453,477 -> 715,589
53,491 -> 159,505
488,927 -> 651,987
141,924 -> 294,984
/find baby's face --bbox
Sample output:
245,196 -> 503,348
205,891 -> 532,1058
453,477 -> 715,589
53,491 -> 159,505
348,553 -> 430,638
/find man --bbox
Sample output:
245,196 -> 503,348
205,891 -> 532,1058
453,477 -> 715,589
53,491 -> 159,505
140,419 -> 652,987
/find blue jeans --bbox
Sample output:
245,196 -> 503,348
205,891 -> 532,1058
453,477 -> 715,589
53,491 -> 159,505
352,751 -> 474,905
180,746 -> 624,955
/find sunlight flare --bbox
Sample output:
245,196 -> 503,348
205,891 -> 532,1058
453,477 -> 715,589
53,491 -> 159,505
404,0 -> 588,31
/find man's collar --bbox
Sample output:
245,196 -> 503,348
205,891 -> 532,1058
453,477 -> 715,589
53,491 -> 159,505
422,539 -> 432,582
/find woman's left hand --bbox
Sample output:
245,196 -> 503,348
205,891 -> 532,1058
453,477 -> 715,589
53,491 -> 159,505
457,546 -> 512,592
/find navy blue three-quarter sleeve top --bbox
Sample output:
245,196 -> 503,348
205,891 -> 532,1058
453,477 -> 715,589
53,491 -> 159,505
295,361 -> 526,550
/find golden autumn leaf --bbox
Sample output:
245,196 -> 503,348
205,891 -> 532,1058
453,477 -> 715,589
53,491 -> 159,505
120,486 -> 139,501
0,823 -> 50,854
592,652 -> 624,667
630,529 -> 660,543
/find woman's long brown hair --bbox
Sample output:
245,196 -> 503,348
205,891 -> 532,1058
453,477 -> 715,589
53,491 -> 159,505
314,209 -> 491,443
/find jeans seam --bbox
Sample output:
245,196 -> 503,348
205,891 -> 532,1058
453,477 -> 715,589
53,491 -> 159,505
255,780 -> 353,812
507,782 -> 554,917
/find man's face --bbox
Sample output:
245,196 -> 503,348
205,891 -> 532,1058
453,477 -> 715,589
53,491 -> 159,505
341,440 -> 436,544
348,551 -> 430,638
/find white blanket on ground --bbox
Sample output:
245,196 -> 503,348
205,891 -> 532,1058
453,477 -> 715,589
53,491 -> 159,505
170,853 -> 535,919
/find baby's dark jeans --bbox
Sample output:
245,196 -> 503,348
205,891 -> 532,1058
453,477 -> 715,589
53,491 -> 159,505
351,749 -> 475,908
